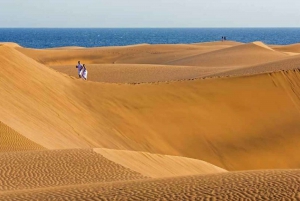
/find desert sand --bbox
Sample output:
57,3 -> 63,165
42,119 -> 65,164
0,41 -> 299,200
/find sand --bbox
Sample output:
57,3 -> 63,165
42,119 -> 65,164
167,42 -> 288,67
94,148 -> 226,178
1,44 -> 300,169
51,63 -> 231,83
0,149 -> 148,191
0,41 -> 300,200
273,43 -> 300,53
1,170 -> 299,200
0,121 -> 44,152
16,41 -> 240,66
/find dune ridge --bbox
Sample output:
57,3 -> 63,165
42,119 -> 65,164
94,148 -> 226,178
167,41 -> 288,67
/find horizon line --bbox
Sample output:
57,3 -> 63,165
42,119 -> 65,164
1,27 -> 300,29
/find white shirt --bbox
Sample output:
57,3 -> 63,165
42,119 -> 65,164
77,64 -> 83,74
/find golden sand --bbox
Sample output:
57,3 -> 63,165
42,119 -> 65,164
0,121 -> 44,152
0,41 -> 299,200
1,170 -> 299,200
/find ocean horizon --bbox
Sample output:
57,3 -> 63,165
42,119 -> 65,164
1,28 -> 300,49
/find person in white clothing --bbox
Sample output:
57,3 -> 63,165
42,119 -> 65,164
81,64 -> 88,80
76,61 -> 83,78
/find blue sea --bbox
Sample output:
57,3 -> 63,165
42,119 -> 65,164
1,28 -> 300,49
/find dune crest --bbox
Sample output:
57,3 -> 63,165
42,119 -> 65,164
0,42 -> 21,48
167,42 -> 288,67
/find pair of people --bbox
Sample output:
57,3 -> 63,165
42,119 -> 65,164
76,61 -> 88,80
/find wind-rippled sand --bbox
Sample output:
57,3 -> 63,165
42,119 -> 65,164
0,121 -> 44,152
1,170 -> 299,200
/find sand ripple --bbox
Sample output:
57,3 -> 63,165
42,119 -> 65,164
0,170 -> 299,200
0,149 -> 148,191
0,121 -> 44,152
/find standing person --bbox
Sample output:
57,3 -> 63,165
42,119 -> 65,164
81,64 -> 88,80
221,36 -> 224,42
76,61 -> 83,78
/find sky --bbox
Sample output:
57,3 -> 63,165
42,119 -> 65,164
0,0 -> 300,28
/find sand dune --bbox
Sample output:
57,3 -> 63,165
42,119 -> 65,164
51,64 -> 230,83
273,43 -> 300,53
94,148 -> 226,178
1,44 -> 300,171
192,40 -> 243,46
1,170 -> 299,200
1,41 -> 300,200
112,44 -> 229,64
0,42 -> 21,48
16,43 -> 236,66
51,55 -> 300,83
205,55 -> 300,78
0,45 -> 93,149
168,41 -> 288,67
0,121 -> 44,152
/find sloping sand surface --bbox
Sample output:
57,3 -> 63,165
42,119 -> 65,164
0,45 -> 93,149
83,70 -> 300,170
168,42 -> 288,67
1,170 -> 299,200
0,121 -> 44,152
192,40 -> 243,46
1,44 -> 300,170
273,43 -> 300,53
94,148 -> 226,178
205,55 -> 300,78
16,43 -> 236,66
112,44 -> 228,64
51,64 -> 230,83
0,149 -> 148,191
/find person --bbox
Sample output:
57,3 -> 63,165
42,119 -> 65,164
221,36 -> 224,42
76,61 -> 83,78
81,64 -> 88,80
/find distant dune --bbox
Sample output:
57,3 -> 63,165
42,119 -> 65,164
167,42 -> 288,67
0,41 -> 300,200
16,42 -> 238,66
273,43 -> 300,53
